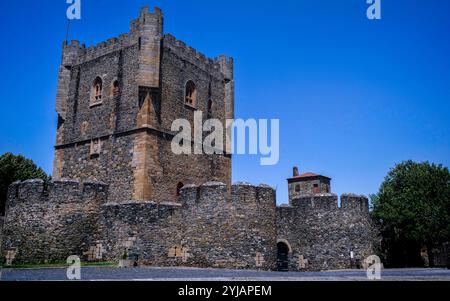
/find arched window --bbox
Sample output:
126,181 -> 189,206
112,80 -> 120,97
176,182 -> 184,196
92,77 -> 103,103
185,81 -> 197,106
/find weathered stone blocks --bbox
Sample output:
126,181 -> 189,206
1,179 -> 375,271
1,179 -> 108,263
277,193 -> 375,271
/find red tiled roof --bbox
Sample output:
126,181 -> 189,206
295,172 -> 319,178
287,172 -> 331,182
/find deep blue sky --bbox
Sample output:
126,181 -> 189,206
1,0 -> 449,204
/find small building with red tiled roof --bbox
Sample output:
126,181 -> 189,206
287,166 -> 331,203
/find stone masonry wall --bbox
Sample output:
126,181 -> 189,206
98,200 -> 183,266
97,182 -> 276,270
0,215 -> 4,254
54,7 -> 233,204
1,179 -> 108,264
2,181 -> 278,270
288,180 -> 331,201
2,179 -> 375,271
178,182 -> 277,270
277,193 -> 376,271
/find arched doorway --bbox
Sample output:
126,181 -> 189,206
277,241 -> 289,271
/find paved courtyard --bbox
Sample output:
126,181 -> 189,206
1,267 -> 450,281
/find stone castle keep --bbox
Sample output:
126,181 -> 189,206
0,7 -> 375,271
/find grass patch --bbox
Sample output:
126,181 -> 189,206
0,261 -> 117,269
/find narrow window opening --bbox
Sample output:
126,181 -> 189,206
207,99 -> 212,115
185,81 -> 197,107
91,77 -> 103,105
176,182 -> 184,196
112,80 -> 120,97
312,183 -> 319,194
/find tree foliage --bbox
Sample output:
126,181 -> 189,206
0,153 -> 50,215
371,160 -> 450,267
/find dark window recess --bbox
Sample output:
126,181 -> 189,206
92,77 -> 103,102
185,81 -> 197,106
112,80 -> 120,96
176,182 -> 184,196
312,184 -> 319,194
207,99 -> 212,115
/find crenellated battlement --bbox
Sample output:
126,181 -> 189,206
61,6 -> 163,67
289,193 -> 339,211
179,182 -> 276,207
129,6 -> 163,32
58,5 -> 234,77
163,34 -> 233,79
285,193 -> 369,213
61,32 -> 139,67
340,193 -> 369,212
6,178 -> 108,207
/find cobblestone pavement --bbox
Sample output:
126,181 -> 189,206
1,267 -> 450,281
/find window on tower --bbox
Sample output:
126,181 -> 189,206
112,80 -> 120,97
185,80 -> 197,107
207,99 -> 212,115
176,182 -> 184,196
91,77 -> 103,105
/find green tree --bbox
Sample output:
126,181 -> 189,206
0,153 -> 50,215
372,160 -> 450,267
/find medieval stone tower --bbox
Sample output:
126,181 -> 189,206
53,7 -> 234,203
0,7 -> 376,271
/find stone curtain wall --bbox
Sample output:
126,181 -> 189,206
0,215 -> 4,254
1,179 -> 375,271
178,182 -> 277,270
1,181 -> 278,270
1,179 -> 108,264
98,182 -> 276,270
277,193 -> 376,271
99,201 -> 183,265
